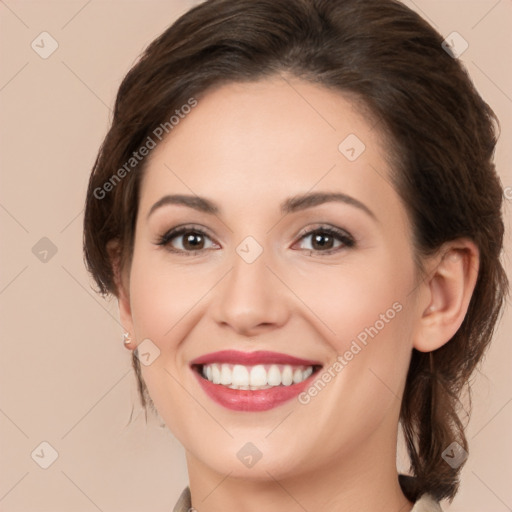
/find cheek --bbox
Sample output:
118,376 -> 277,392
128,247 -> 207,344
289,251 -> 414,354
129,263 -> 175,342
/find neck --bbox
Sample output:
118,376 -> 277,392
185,419 -> 414,512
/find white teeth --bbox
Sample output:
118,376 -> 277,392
281,365 -> 293,386
212,364 -> 221,384
267,365 -> 281,386
220,364 -> 232,385
303,367 -> 313,380
232,364 -> 249,387
199,362 -> 317,389
250,365 -> 267,386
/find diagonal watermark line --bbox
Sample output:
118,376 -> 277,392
0,62 -> 29,92
61,0 -> 93,29
0,265 -> 28,295
265,164 -> 337,235
368,108 -> 387,135
279,73 -> 336,131
368,367 -> 400,399
471,60 -> 512,104
0,203 -> 29,233
0,408 -> 29,438
61,369 -> 131,439
265,265 -> 336,335
0,471 -> 29,503
404,247 -> 479,305
407,0 -> 439,28
61,61 -> 112,111
471,396 -> 512,440
164,267 -> 234,336
61,470 -> 104,511
472,471 -> 512,510
163,367 -> 234,438
200,471 -> 233,503
402,250 -> 462,303
265,410 -> 294,438
266,470 -> 310,512
60,207 -> 84,233
471,0 -> 501,29
60,265 -> 123,328
0,1 -> 29,28
367,163 -> 394,191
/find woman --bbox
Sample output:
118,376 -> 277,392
83,0 -> 508,510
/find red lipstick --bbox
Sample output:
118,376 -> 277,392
190,350 -> 321,367
190,350 -> 322,412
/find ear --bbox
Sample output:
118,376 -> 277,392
107,239 -> 135,348
413,239 -> 480,352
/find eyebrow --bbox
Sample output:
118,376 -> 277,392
147,192 -> 376,220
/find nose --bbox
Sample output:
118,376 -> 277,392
211,249 -> 290,337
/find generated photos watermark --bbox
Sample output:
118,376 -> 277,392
93,97 -> 198,200
298,301 -> 403,404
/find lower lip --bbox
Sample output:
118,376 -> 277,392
193,369 -> 317,411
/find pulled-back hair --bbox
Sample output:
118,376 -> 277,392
83,0 -> 508,502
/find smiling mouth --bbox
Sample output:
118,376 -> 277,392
192,363 -> 323,390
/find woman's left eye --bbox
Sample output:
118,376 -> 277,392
156,225 -> 355,256
294,226 -> 355,254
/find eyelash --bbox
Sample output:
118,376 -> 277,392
156,224 -> 355,257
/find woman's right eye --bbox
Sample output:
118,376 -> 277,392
156,226 -> 219,255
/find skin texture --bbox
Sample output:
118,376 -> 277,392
116,76 -> 479,512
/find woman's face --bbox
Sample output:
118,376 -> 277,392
122,77 -> 425,481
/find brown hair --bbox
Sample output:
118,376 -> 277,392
83,0 -> 508,502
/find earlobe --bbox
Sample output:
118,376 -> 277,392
413,240 -> 479,353
117,275 -> 134,347
107,239 -> 135,349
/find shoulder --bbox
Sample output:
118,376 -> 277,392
412,493 -> 444,512
172,486 -> 192,512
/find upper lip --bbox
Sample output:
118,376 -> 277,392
190,350 -> 322,367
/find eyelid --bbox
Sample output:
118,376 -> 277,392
295,223 -> 353,241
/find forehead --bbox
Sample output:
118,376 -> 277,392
139,77 -> 398,221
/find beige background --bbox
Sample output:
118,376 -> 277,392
0,1 -> 510,511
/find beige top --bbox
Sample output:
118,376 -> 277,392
172,484 -> 443,512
